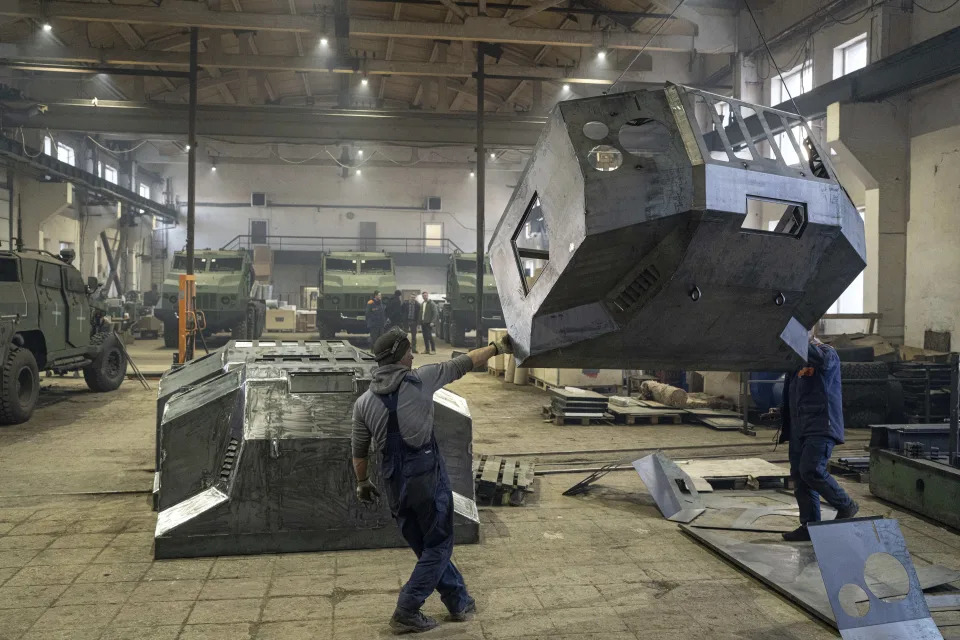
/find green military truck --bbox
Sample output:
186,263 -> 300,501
438,252 -> 503,347
0,248 -> 128,425
316,252 -> 397,338
155,249 -> 266,348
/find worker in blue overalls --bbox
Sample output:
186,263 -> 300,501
779,332 -> 860,541
351,326 -> 513,632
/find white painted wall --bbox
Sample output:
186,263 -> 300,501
904,123 -> 960,347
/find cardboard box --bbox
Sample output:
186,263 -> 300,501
266,309 -> 296,332
296,310 -> 316,332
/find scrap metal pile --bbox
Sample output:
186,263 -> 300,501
489,84 -> 866,371
153,340 -> 478,559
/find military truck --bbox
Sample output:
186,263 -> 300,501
316,251 -> 397,338
438,253 -> 503,347
155,249 -> 266,348
0,248 -> 128,425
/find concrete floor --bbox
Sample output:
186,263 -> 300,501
2,333 -> 960,639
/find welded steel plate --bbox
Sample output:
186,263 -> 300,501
489,85 -> 866,370
633,452 -> 704,523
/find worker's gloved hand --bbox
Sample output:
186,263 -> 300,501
490,334 -> 514,355
356,478 -> 381,504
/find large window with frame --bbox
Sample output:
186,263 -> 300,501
770,61 -> 813,167
56,142 -> 76,166
833,34 -> 868,80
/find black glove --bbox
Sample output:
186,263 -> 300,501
356,478 -> 381,504
490,334 -> 514,355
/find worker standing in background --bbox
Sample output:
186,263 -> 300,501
143,283 -> 160,307
419,291 -> 438,355
366,290 -> 385,346
385,290 -> 404,330
780,333 -> 860,542
402,292 -> 421,353
352,327 -> 514,632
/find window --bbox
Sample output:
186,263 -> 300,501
98,162 -> 117,184
56,142 -> 76,166
138,183 -> 150,199
456,259 -> 491,274
770,62 -> 812,166
325,258 -> 356,273
424,223 -> 443,250
512,193 -> 550,295
834,34 -> 868,80
39,263 -> 61,288
43,136 -> 52,156
360,259 -> 392,274
59,241 -> 74,252
828,208 -> 866,315
0,258 -> 18,282
208,257 -> 243,272
742,197 -> 807,238
171,255 -> 207,271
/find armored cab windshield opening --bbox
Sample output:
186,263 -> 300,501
489,84 -> 866,371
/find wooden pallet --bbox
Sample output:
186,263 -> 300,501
472,454 -> 536,506
607,405 -> 683,425
529,377 -> 618,394
540,405 -> 612,426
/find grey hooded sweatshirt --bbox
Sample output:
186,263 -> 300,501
351,354 -> 473,458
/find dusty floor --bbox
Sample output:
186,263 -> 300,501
2,333 -> 959,639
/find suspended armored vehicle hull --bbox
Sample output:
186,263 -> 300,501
488,85 -> 866,371
154,339 -> 477,559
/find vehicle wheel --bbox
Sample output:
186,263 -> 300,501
317,320 -> 336,340
163,321 -> 178,348
0,346 -> 40,425
231,320 -> 248,340
450,318 -> 466,348
83,332 -> 127,392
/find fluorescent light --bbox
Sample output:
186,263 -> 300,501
42,22 -> 52,32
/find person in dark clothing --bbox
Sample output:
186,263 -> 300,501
143,284 -> 160,307
419,291 -> 439,355
779,335 -> 860,541
352,327 -> 514,632
384,290 -> 404,329
401,293 -> 421,353
366,290 -> 386,345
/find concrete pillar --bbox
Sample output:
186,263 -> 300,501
17,178 -> 73,253
827,100 -> 909,343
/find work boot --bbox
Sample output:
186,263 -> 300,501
836,501 -> 860,520
448,597 -> 476,622
389,608 -> 438,634
782,525 -> 811,542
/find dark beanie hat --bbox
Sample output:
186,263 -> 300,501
373,327 -> 410,365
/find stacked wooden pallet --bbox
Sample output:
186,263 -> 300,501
472,454 -> 536,506
606,395 -> 685,425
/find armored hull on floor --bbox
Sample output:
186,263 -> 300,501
154,340 -> 478,559
488,85 -> 866,371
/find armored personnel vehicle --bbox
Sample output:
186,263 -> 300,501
155,249 -> 266,348
0,248 -> 127,425
316,252 -> 397,338
438,253 -> 503,347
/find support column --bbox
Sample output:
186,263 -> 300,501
827,100 -> 908,344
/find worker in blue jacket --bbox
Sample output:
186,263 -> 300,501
779,334 -> 860,541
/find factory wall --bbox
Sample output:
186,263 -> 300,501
164,162 -> 517,301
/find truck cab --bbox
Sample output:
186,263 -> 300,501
316,252 -> 397,338
438,253 -> 503,347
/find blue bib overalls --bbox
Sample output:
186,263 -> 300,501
377,377 -> 471,615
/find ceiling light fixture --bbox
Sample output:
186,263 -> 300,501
562,83 -> 570,91
42,22 -> 52,32
356,168 -> 362,176
361,77 -> 369,86
597,50 -> 606,60
320,37 -> 329,46
357,149 -> 364,157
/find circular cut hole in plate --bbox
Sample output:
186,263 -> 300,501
582,121 -> 609,141
864,552 -> 911,602
587,145 -> 623,172
619,118 -> 673,156
838,583 -> 871,618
